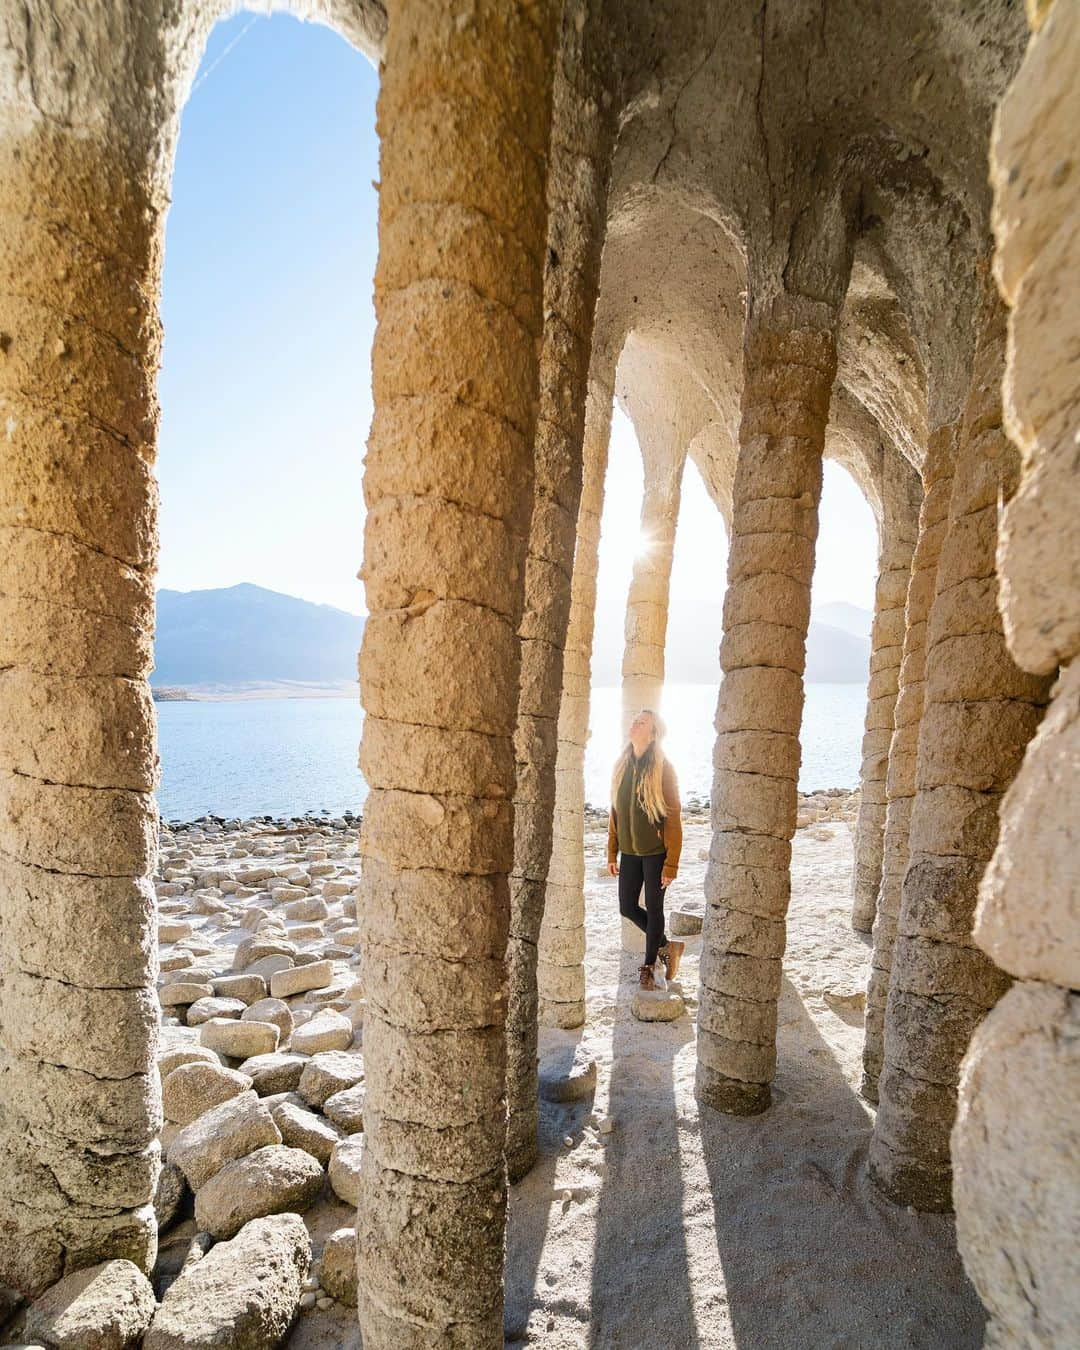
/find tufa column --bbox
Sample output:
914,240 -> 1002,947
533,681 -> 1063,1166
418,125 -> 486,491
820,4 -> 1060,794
354,1 -> 558,1344
0,5 -> 185,1296
860,425 -> 956,1101
954,4 -> 1080,1335
505,1 -> 616,1181
868,287 -> 1052,1210
696,296 -> 840,1116
537,373 -> 616,1031
619,441 -> 686,736
850,454 -> 921,932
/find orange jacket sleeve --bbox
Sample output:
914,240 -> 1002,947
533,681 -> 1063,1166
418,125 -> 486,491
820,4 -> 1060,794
661,760 -> 682,875
608,807 -> 618,867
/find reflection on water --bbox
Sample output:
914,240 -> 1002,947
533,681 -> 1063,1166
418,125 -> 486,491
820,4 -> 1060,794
155,681 -> 865,820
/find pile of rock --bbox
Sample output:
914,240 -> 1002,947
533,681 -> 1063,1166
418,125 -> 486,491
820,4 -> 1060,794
796,787 -> 858,829
4,820 -> 369,1345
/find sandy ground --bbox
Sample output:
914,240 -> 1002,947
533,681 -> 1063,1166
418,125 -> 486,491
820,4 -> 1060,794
504,818 -> 986,1349
5,815 -> 983,1348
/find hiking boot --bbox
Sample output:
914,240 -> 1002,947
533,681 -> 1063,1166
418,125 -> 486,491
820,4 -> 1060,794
659,940 -> 685,981
638,963 -> 656,991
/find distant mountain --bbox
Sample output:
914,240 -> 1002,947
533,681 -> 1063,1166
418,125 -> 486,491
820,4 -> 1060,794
593,601 -> 871,685
804,620 -> 871,683
153,584 -> 363,692
815,601 -> 874,641
153,582 -> 872,694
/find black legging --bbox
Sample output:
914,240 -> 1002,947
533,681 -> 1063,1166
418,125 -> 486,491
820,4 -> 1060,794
618,852 -> 667,966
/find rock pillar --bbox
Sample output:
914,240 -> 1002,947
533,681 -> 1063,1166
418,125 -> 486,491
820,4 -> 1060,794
0,11 -> 183,1297
952,1 -> 1080,1339
505,9 -> 615,1181
354,1 -> 557,1344
868,288 -> 1052,1210
620,446 -> 685,736
860,426 -> 956,1101
537,374 -> 616,1030
696,301 -> 838,1116
850,457 -> 921,932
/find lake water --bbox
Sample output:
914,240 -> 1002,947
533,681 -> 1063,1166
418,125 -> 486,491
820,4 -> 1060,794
155,682 -> 867,821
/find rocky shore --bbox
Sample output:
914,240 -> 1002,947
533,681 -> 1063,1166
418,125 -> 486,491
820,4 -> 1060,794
4,789 -> 873,1349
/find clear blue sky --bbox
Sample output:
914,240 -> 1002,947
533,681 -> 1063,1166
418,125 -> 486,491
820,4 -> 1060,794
157,14 -> 378,615
158,13 -> 878,622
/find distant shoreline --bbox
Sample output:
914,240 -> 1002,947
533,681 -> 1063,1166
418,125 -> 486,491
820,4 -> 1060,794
152,682 -> 358,702
153,677 -> 867,704
158,788 -> 856,833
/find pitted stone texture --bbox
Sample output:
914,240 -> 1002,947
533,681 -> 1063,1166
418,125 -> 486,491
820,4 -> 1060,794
320,1226 -> 358,1307
209,974 -> 266,1005
953,983 -> 1080,1348
158,1045 -> 220,1079
199,1017 -> 278,1060
238,1052 -> 309,1096
194,1144 -> 324,1240
291,1009 -> 353,1055
975,658 -> 1080,988
185,996 -> 245,1026
863,428 -> 957,1103
632,989 -> 685,1022
298,1051 -> 364,1108
242,997 -> 294,1041
669,908 -> 703,937
167,1090 -> 280,1191
697,320 -> 835,1116
144,1213 -> 309,1349
322,1083 -> 365,1135
328,1134 -> 364,1207
870,292 -> 1051,1210
24,1259 -> 156,1349
270,1099 -> 342,1165
161,1061 -> 251,1126
270,960 -> 333,999
538,380 -> 616,1046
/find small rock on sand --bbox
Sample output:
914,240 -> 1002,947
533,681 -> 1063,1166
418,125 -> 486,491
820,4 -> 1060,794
632,989 -> 685,1021
539,1055 -> 597,1103
669,909 -> 704,937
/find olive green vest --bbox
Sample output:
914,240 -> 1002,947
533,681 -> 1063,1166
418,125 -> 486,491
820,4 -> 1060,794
614,756 -> 666,856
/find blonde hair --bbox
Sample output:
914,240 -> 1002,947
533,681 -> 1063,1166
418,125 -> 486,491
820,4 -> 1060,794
611,708 -> 668,826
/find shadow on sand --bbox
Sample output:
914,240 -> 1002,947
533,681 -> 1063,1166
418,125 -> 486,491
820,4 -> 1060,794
699,975 -> 987,1348
587,948 -> 701,1350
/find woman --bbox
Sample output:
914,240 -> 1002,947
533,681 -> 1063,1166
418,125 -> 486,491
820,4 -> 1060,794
607,708 -> 684,990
